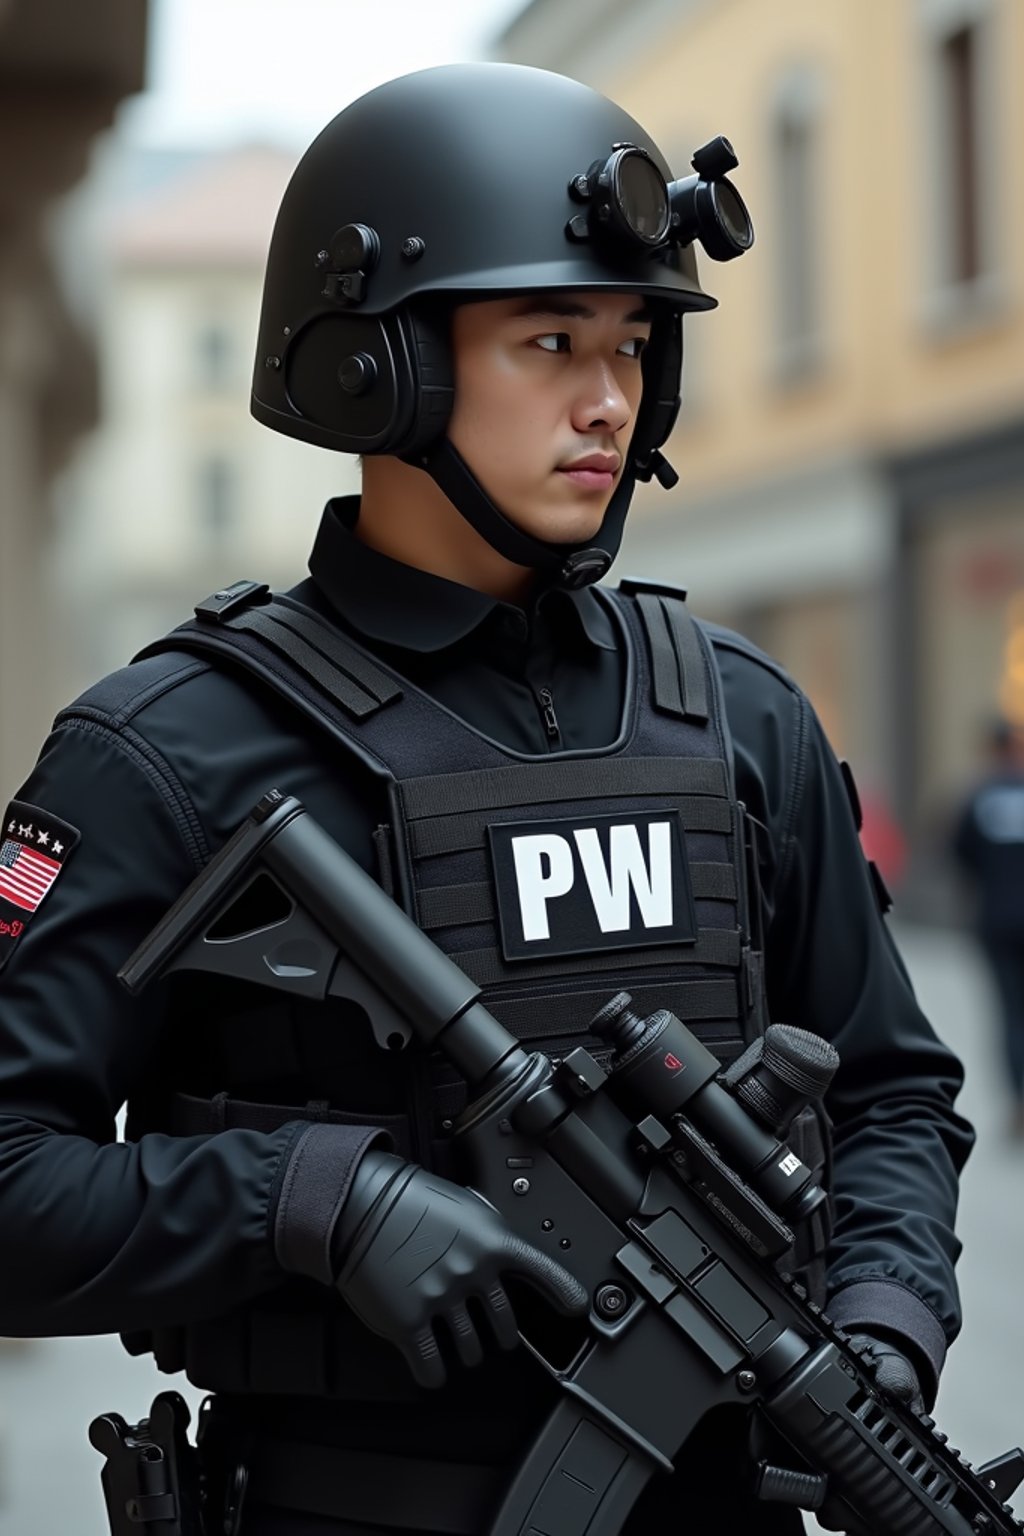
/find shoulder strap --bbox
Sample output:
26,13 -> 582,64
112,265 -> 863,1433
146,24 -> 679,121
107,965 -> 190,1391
615,578 -> 762,968
618,576 -> 708,724
134,579 -> 402,774
690,613 -> 736,798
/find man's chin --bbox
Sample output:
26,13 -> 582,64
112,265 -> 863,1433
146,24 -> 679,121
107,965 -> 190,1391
519,491 -> 611,546
531,516 -> 609,547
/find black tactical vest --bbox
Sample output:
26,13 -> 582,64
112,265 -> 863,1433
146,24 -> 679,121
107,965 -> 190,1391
121,579 -> 830,1399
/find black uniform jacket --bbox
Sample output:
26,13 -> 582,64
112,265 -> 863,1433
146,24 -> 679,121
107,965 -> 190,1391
0,497 -> 973,1410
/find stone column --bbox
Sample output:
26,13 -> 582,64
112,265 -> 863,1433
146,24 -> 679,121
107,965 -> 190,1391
0,0 -> 148,793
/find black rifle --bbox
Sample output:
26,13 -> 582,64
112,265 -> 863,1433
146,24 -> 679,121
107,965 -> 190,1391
114,789 -> 1024,1536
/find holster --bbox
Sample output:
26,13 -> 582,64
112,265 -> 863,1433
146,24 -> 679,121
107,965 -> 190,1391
89,1391 -> 203,1536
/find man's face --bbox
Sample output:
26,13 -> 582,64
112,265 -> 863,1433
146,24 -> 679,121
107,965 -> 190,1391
447,290 -> 653,545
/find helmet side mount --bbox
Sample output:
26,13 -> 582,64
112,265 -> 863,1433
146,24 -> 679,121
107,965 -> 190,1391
320,223 -> 381,306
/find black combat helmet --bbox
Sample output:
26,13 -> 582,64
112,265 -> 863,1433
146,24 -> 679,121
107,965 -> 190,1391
251,62 -> 753,586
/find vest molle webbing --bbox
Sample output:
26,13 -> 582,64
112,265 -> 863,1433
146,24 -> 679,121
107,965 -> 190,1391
136,580 -> 763,1096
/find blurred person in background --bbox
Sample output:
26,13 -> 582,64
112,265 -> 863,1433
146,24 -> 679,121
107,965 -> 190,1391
0,62 -> 973,1536
951,716 -> 1024,1140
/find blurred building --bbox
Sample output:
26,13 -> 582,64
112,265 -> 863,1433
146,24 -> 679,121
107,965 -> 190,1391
498,0 -> 1024,906
56,143 -> 360,700
0,0 -> 148,801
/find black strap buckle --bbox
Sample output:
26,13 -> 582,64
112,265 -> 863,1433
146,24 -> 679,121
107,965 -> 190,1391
126,1491 -> 178,1523
195,580 -> 271,625
558,548 -> 612,589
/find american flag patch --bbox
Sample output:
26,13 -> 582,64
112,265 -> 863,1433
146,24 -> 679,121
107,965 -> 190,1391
0,799 -> 80,971
0,839 -> 62,912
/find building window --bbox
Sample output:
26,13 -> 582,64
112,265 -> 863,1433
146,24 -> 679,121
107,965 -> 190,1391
919,0 -> 999,325
196,321 -> 232,390
938,22 -> 982,287
770,66 -> 825,381
197,455 -> 236,537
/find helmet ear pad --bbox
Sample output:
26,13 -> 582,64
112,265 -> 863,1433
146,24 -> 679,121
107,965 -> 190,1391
281,300 -> 454,457
279,295 -> 678,468
630,309 -> 682,471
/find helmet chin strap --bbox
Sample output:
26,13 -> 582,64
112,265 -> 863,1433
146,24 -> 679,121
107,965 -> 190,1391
406,437 -> 637,591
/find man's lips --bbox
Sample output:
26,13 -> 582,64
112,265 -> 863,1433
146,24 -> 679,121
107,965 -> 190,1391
557,453 -> 620,492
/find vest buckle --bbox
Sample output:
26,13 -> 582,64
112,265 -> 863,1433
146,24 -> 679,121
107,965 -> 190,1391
195,580 -> 271,625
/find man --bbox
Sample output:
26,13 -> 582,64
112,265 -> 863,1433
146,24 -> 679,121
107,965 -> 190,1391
952,717 -> 1024,1139
0,63 -> 973,1535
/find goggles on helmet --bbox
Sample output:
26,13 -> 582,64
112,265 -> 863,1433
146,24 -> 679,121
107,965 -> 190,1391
567,135 -> 753,266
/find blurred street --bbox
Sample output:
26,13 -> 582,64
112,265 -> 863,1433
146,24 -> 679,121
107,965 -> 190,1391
898,924 -> 1024,1519
1,921 -> 1022,1535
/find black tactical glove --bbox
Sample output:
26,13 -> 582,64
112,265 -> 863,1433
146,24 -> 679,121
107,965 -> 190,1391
332,1149 -> 589,1389
844,1331 -> 926,1416
815,1331 -> 926,1533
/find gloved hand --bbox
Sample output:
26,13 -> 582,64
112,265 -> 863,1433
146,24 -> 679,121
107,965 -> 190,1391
815,1331 -> 926,1533
332,1149 -> 589,1388
844,1331 -> 926,1416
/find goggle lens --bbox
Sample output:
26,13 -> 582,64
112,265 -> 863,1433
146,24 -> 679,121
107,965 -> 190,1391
614,151 -> 670,244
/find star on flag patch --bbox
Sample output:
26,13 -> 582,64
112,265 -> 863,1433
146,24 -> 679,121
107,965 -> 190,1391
0,799 -> 80,971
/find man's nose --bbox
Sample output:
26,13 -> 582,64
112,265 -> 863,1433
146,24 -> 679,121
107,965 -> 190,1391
569,357 -> 632,436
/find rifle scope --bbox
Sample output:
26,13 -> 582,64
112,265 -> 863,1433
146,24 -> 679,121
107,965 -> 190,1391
591,993 -> 834,1225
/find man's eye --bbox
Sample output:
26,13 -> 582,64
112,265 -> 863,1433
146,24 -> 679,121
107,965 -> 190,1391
618,337 -> 648,359
535,333 -> 571,353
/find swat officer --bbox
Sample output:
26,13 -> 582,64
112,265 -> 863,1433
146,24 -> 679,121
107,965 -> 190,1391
0,64 -> 972,1535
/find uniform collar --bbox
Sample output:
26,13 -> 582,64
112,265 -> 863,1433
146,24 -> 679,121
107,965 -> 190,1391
308,496 -> 617,655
